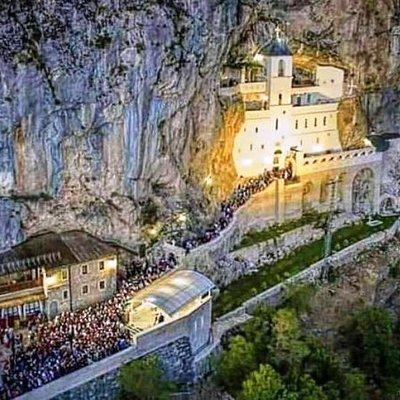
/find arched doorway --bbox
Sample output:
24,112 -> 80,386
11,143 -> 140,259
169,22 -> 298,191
49,301 -> 59,319
352,168 -> 374,215
302,181 -> 314,212
380,196 -> 396,214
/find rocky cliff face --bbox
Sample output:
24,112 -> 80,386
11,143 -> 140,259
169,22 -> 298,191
0,0 -> 398,249
0,0 -> 267,248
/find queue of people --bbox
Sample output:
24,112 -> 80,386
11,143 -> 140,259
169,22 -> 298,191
181,167 -> 292,252
1,253 -> 178,399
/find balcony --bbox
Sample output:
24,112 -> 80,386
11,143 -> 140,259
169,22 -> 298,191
0,278 -> 44,304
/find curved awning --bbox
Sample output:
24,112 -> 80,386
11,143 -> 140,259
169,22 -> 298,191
130,270 -> 215,317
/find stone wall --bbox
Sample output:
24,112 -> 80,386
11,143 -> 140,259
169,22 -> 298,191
53,338 -> 193,400
217,218 -> 400,318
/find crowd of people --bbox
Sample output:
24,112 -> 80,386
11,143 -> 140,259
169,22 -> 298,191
0,166 -> 293,399
181,167 -> 292,251
0,253 -> 178,399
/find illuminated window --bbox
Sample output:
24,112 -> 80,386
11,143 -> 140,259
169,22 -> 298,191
275,119 -> 279,130
295,120 -> 298,129
81,265 -> 88,275
278,59 -> 285,77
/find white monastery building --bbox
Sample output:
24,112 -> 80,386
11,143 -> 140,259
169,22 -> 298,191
232,28 -> 345,177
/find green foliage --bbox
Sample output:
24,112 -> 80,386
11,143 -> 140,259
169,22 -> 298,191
214,335 -> 257,395
342,307 -> 400,392
281,284 -> 317,315
234,212 -> 325,250
215,302 -> 386,400
118,356 -> 175,400
240,364 -> 285,400
214,216 -> 397,318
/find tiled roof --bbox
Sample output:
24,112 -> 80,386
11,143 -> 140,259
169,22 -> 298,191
0,231 -> 116,275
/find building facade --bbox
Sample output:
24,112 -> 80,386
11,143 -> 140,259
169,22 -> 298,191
0,230 -> 117,327
232,29 -> 345,177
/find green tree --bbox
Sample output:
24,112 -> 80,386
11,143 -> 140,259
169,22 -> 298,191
243,305 -> 275,363
343,307 -> 400,387
119,356 -> 174,400
240,364 -> 285,400
341,371 -> 368,400
295,374 -> 328,400
214,335 -> 257,394
271,308 -> 310,376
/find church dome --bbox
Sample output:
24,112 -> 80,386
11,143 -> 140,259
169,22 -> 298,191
260,27 -> 292,57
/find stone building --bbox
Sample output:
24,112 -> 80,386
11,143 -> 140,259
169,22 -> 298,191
0,230 -> 117,327
220,27 -> 384,220
232,27 -> 345,176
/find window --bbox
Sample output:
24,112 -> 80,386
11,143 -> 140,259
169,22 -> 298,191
81,265 -> 88,275
323,116 -> 327,126
275,119 -> 279,130
82,285 -> 89,295
300,140 -> 303,146
255,127 -> 258,133
295,120 -> 298,129
261,145 -> 265,150
25,301 -> 40,315
314,118 -> 317,127
307,94 -> 311,103
250,144 -> 253,151
278,93 -> 282,105
278,59 -> 285,77
61,269 -> 68,281
4,306 -> 19,317
99,261 -> 104,271
316,137 -> 320,144
296,96 -> 301,106
331,79 -> 335,83
63,290 -> 68,300
99,281 -> 105,290
305,119 -> 308,128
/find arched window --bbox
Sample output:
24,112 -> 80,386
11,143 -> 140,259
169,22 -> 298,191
305,119 -> 308,128
295,120 -> 298,129
278,59 -> 285,77
278,93 -> 282,105
314,118 -> 317,127
323,116 -> 327,126
275,119 -> 279,130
